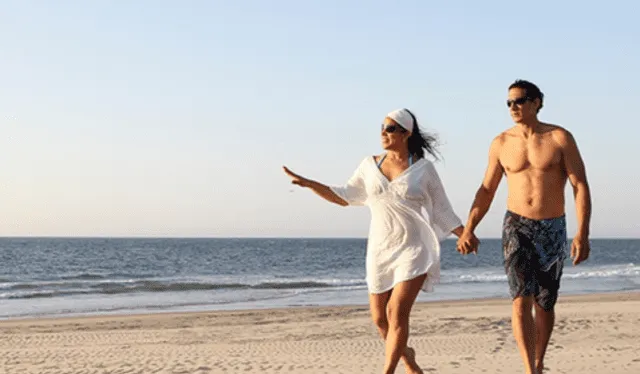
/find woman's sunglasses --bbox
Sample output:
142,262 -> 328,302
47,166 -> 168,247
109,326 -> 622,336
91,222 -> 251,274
381,124 -> 407,134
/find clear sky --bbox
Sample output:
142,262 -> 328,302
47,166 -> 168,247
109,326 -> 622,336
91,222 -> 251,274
1,1 -> 638,238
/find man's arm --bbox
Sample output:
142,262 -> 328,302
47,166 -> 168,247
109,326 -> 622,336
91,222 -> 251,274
464,136 -> 505,233
558,129 -> 592,239
457,136 -> 504,254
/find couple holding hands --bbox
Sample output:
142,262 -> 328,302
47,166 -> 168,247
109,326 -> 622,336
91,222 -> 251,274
283,79 -> 591,374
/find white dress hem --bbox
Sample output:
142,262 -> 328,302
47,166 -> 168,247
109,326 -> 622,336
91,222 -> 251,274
367,270 -> 439,295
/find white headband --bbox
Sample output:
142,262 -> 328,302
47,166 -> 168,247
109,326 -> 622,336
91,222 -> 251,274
386,108 -> 414,132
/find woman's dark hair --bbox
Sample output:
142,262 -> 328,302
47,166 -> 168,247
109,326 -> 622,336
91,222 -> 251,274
404,108 -> 441,160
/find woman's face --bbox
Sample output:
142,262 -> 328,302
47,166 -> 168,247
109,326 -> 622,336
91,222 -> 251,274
381,117 -> 410,150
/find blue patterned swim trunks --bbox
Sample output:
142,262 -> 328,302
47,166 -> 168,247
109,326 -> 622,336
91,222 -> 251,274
502,211 -> 568,311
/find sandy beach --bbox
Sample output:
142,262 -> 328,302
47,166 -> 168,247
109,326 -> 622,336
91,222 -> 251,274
0,292 -> 638,374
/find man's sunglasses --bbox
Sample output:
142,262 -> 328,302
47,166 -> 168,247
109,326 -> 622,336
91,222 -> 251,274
381,124 -> 408,134
506,97 -> 531,108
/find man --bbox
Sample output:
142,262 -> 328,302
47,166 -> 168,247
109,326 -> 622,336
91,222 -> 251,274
457,79 -> 592,374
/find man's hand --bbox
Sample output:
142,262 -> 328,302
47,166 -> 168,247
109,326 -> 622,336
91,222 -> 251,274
457,230 -> 479,255
571,233 -> 590,265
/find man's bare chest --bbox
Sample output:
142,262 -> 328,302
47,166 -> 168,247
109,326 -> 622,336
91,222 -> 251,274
499,140 -> 563,173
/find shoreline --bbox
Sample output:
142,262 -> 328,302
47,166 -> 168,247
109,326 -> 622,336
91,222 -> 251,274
2,289 -> 637,324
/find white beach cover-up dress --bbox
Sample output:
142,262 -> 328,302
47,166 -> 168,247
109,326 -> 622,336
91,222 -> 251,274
330,156 -> 462,294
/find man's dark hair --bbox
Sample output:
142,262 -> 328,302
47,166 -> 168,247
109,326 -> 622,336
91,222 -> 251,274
509,79 -> 544,112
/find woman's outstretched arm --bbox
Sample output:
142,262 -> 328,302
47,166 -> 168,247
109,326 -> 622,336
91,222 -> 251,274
283,166 -> 349,206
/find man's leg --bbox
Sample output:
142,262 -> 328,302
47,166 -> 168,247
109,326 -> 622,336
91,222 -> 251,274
512,295 -> 537,374
503,212 -> 539,373
533,261 -> 564,372
504,241 -> 539,371
533,304 -> 554,372
506,257 -> 539,374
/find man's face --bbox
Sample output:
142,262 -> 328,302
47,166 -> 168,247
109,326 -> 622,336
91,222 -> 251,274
507,87 -> 539,123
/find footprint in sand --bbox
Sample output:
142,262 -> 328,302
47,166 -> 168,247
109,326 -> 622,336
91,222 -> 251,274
492,336 -> 507,353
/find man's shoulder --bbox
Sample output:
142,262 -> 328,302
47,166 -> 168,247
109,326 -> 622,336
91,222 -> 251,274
490,130 -> 511,147
536,122 -> 568,134
543,123 -> 575,145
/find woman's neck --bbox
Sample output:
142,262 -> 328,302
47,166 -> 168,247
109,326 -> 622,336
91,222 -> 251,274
385,149 -> 410,161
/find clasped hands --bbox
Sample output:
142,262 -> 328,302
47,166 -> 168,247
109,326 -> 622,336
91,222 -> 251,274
456,230 -> 480,255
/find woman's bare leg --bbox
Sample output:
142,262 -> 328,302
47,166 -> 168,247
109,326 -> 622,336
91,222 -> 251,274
382,274 -> 427,374
369,291 -> 423,373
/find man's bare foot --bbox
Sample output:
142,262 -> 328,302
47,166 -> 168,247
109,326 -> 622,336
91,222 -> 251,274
403,347 -> 424,374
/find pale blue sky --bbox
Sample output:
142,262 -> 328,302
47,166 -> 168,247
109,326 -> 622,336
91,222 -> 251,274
1,1 -> 638,238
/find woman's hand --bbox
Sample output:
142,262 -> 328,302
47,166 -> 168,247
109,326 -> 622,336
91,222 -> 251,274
283,166 -> 311,188
282,166 -> 349,206
457,230 -> 480,255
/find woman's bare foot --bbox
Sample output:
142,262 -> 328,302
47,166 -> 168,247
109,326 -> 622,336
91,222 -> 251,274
403,347 -> 424,374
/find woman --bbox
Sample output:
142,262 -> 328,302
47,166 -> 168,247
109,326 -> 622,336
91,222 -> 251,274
282,108 -> 477,374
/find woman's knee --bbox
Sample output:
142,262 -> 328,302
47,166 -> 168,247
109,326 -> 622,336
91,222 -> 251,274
386,304 -> 409,328
372,313 -> 388,330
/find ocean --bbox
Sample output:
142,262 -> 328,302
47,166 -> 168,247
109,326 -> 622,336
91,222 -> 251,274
0,237 -> 638,320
